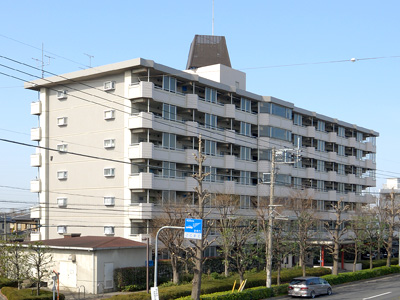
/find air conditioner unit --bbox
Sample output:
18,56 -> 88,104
57,117 -> 68,126
57,171 -> 68,180
104,139 -> 115,149
57,226 -> 67,234
57,144 -> 68,152
104,110 -> 115,120
57,90 -> 68,99
104,226 -> 115,235
104,197 -> 115,206
57,197 -> 67,207
104,81 -> 115,91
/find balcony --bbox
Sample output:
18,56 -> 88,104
128,142 -> 154,160
31,127 -> 42,141
128,81 -> 153,99
128,203 -> 153,219
31,101 -> 42,115
328,171 -> 336,182
186,94 -> 199,109
128,112 -> 154,130
30,206 -> 41,219
306,167 -> 315,179
307,126 -> 315,138
224,104 -> 235,119
30,180 -> 41,193
129,173 -> 154,190
328,132 -> 337,143
30,153 -> 42,167
30,231 -> 41,241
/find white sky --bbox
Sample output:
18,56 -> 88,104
0,0 -> 399,211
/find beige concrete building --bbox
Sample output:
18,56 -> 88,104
25,36 -> 378,253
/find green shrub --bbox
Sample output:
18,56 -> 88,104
123,284 -> 146,292
361,258 -> 398,269
1,287 -> 65,300
0,277 -> 18,288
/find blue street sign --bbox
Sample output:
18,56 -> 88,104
184,218 -> 203,240
146,260 -> 154,267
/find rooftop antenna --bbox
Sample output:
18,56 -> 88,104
32,43 -> 54,78
84,53 -> 94,68
212,0 -> 214,35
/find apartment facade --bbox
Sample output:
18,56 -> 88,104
26,37 -> 378,246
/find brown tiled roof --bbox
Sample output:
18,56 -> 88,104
25,236 -> 146,250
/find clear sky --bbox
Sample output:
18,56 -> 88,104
1,0 -> 399,212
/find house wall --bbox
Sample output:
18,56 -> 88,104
47,247 -> 146,294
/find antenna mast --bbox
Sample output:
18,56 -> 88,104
84,53 -> 94,68
32,43 -> 53,78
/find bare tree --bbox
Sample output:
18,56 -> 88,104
377,190 -> 400,267
348,213 -> 368,272
287,190 -> 318,276
190,136 -> 211,300
215,193 -> 239,277
272,219 -> 294,285
323,198 -> 349,275
361,209 -> 380,269
151,199 -> 188,284
27,242 -> 53,295
5,239 -> 29,289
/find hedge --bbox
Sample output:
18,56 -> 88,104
361,258 -> 398,270
0,277 -> 18,289
322,265 -> 400,285
1,287 -> 65,300
106,267 -> 330,300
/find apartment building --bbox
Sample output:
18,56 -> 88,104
26,36 -> 378,247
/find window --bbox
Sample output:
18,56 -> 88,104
104,197 -> 115,206
240,171 -> 251,185
240,146 -> 251,161
104,81 -> 115,91
317,120 -> 325,132
259,149 -> 272,161
240,98 -> 251,112
57,90 -> 67,99
356,132 -> 363,142
57,226 -> 67,234
104,110 -> 115,120
338,164 -> 345,175
293,157 -> 302,169
104,139 -> 115,149
162,190 -> 176,203
205,114 -> 217,129
240,122 -> 251,137
57,171 -> 68,180
356,185 -> 362,195
162,76 -> 176,93
104,168 -> 115,177
317,180 -> 325,191
316,160 -> 325,172
57,197 -> 67,207
260,102 -> 292,119
337,183 -> 345,193
338,145 -> 345,156
293,135 -> 302,148
356,149 -> 363,160
204,140 -> 217,156
240,195 -> 251,209
104,226 -> 115,235
130,220 -> 146,235
57,143 -> 68,152
293,113 -> 302,126
293,177 -> 302,189
204,166 -> 217,182
162,104 -> 177,121
260,126 -> 291,141
162,133 -> 176,149
356,167 -> 362,177
162,162 -> 176,178
204,246 -> 217,257
338,126 -> 345,137
205,87 -> 217,103
57,117 -> 68,126
316,140 -> 325,152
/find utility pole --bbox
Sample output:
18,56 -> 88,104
266,148 -> 275,288
3,212 -> 6,241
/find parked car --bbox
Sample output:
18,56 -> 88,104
288,276 -> 332,298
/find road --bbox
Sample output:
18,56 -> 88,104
278,273 -> 400,300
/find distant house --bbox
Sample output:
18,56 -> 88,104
26,235 -> 147,294
11,211 -> 39,239
0,215 -> 14,240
